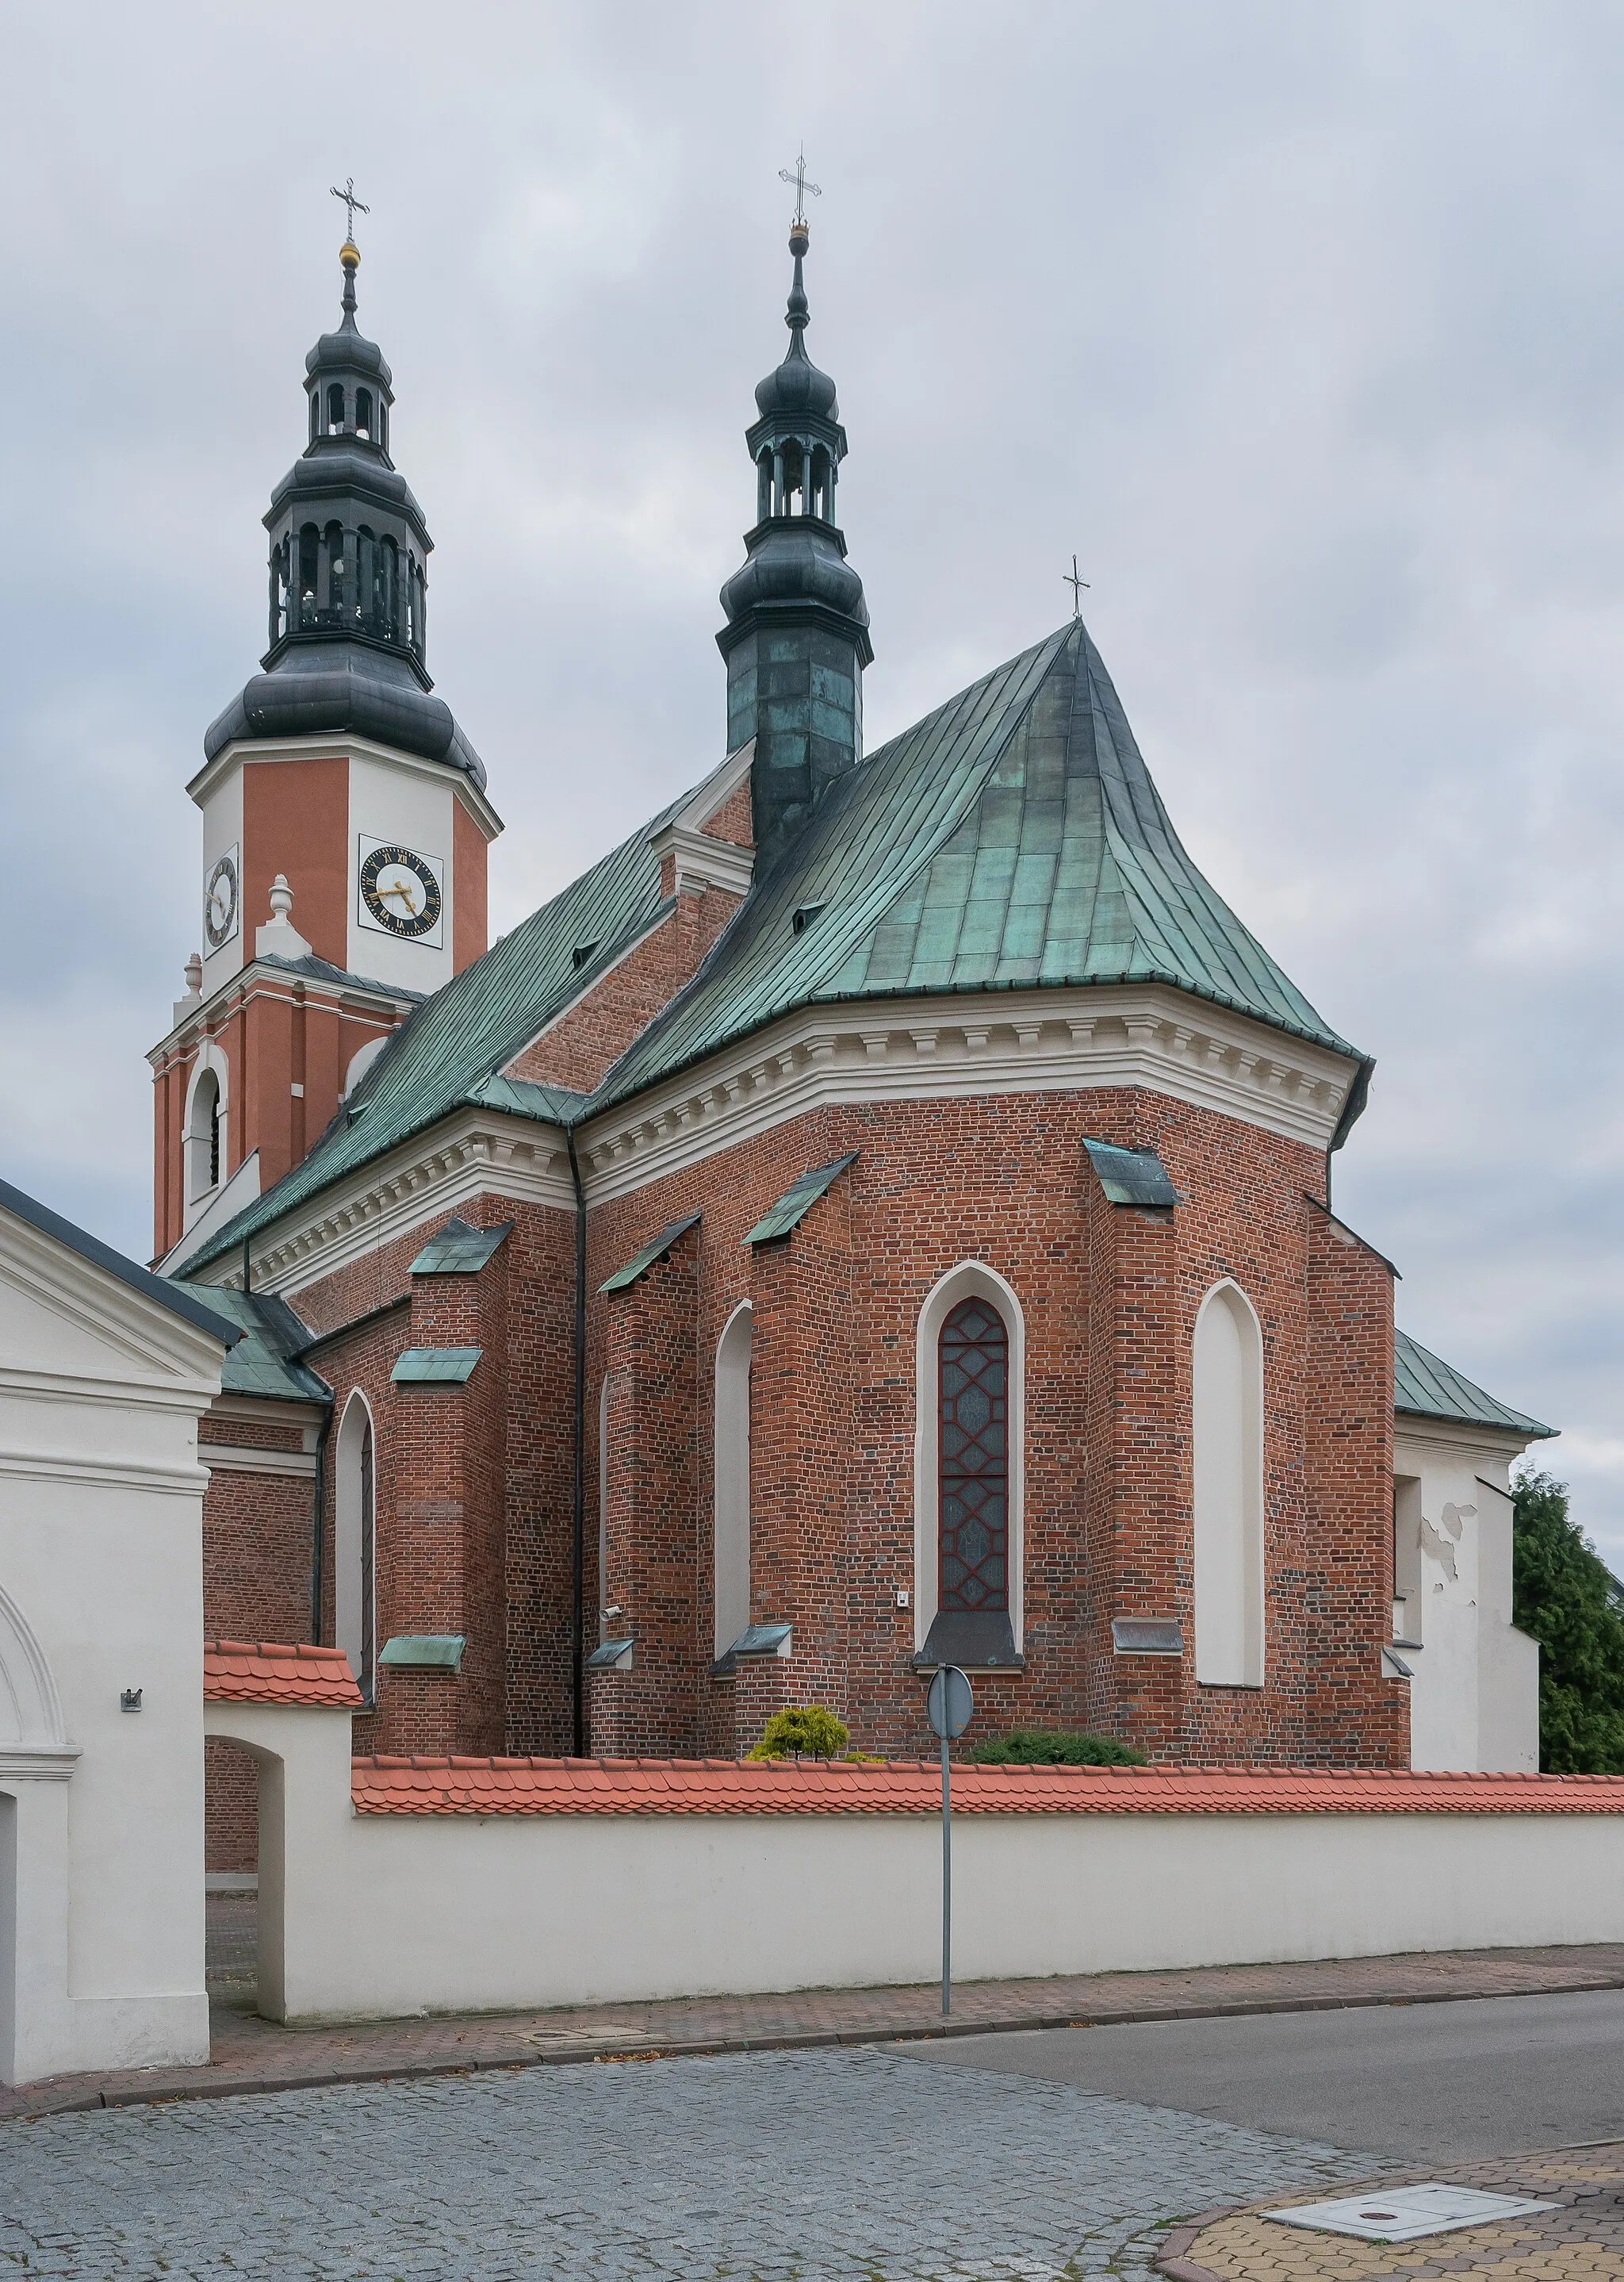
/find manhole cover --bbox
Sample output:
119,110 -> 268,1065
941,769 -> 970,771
1264,2185 -> 1557,2243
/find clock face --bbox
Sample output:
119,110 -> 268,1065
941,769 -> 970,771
204,847 -> 239,950
358,840 -> 444,942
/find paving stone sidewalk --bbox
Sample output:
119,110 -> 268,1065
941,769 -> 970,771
0,2044 -> 1381,2280
1157,2140 -> 1624,2282
6,1920 -> 1624,2123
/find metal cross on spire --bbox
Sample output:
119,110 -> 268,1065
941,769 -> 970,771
331,177 -> 370,246
1064,554 -> 1090,617
778,148 -> 822,228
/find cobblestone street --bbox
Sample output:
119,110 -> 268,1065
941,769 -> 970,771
0,2045 -> 1372,2280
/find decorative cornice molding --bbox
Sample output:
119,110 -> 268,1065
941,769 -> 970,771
216,983 -> 1358,1302
205,1114 -> 576,1298
0,1448 -> 213,1496
647,821 -> 755,899
201,1444 -> 317,1478
0,1744 -> 79,1783
149,961 -> 415,1067
186,729 -> 504,841
576,984 -> 1358,1205
1393,1414 -> 1538,1463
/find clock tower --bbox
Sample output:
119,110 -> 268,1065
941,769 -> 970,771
149,232 -> 502,1267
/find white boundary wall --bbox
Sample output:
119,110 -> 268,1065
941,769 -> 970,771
209,1703 -> 1624,2025
0,1197 -> 227,2083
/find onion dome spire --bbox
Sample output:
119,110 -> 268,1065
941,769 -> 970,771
718,184 -> 871,869
202,216 -> 484,788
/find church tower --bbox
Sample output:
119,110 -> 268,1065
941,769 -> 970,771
149,224 -> 501,1267
718,204 -> 871,872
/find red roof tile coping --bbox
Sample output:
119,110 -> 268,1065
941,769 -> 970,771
205,1639 -> 363,1707
350,1757 -> 1624,1818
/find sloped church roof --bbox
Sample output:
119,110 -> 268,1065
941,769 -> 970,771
186,617 -> 1360,1275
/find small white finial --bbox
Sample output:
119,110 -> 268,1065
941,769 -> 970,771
256,873 -> 312,962
184,951 -> 203,995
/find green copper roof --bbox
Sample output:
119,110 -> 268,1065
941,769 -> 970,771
595,620 -> 1358,1113
1082,1138 -> 1178,1208
392,1346 -> 483,1384
408,1217 -> 513,1275
745,1152 -> 860,1245
1394,1329 -> 1556,1440
182,619 -> 1364,1281
599,1213 -> 702,1294
198,1286 -> 330,1404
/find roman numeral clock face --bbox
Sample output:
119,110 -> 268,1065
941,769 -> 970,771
357,840 -> 444,945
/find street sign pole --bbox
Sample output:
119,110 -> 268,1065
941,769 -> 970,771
925,1665 -> 973,2019
940,1726 -> 952,2014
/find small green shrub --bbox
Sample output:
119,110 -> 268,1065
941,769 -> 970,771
968,1728 -> 1145,1767
746,1705 -> 852,1761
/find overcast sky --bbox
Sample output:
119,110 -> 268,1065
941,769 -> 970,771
3,2 -> 1622,1552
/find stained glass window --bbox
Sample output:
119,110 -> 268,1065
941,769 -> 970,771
938,1296 -> 1009,1613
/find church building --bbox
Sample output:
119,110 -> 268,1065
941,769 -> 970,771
147,212 -> 1556,1869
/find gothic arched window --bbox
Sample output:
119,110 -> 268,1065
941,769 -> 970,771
335,1390 -> 376,1702
938,1297 -> 1009,1613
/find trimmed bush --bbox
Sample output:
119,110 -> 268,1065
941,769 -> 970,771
968,1728 -> 1146,1766
746,1705 -> 852,1761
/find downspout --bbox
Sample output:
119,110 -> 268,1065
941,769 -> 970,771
309,1407 -> 332,1644
566,1125 -> 588,1757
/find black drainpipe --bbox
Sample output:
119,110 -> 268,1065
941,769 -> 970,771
309,1408 -> 333,1644
566,1126 -> 588,1756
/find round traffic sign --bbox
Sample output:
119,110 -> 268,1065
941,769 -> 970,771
926,1665 -> 974,1739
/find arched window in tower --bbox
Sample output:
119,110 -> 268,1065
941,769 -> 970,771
335,1390 -> 376,1702
355,386 -> 373,442
713,1304 -> 753,1658
327,381 -> 345,435
808,446 -> 829,520
322,520 -> 346,621
378,398 -> 389,454
298,524 -> 320,629
756,447 -> 772,524
356,527 -> 376,636
184,1063 -> 224,1205
380,536 -> 399,643
1193,1281 -> 1265,1687
938,1297 -> 1009,1615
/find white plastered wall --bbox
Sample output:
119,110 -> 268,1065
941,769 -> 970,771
1393,1419 -> 1540,1772
206,1697 -> 1624,2023
0,1204 -> 224,2081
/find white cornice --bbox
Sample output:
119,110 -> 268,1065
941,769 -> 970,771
202,1444 -> 317,1477
576,984 -> 1358,1205
187,731 -> 504,841
1394,1416 -> 1545,1465
646,822 -> 755,899
0,1447 -> 213,1495
149,960 -> 417,1065
213,983 -> 1358,1301
0,1364 -> 224,1418
197,1112 -> 576,1298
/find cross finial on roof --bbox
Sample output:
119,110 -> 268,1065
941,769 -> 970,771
331,176 -> 370,250
1064,554 -> 1090,618
778,148 -> 822,229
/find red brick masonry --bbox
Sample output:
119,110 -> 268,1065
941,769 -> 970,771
349,1757 -> 1624,1817
205,1639 -> 362,1708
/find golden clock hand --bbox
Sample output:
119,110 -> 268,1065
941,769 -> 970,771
381,880 -> 419,911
